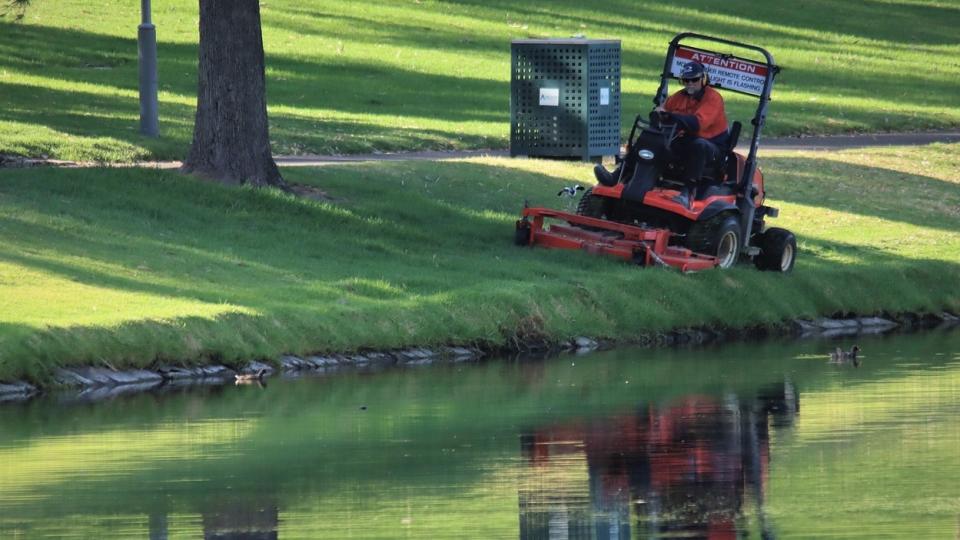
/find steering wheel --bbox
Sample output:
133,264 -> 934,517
623,111 -> 682,164
639,110 -> 681,151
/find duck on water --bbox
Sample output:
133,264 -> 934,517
235,369 -> 269,385
829,345 -> 861,366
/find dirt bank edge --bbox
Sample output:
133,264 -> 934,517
2,310 -> 957,405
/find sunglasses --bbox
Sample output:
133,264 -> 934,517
681,77 -> 701,84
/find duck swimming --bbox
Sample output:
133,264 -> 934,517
235,368 -> 268,384
829,345 -> 861,366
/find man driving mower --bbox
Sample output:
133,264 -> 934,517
518,32 -> 796,273
656,60 -> 729,207
595,60 -> 729,208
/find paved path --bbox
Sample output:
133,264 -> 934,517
5,131 -> 959,169
751,131 -> 960,151
276,131 -> 960,167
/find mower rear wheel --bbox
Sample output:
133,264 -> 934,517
688,214 -> 741,269
754,227 -> 796,272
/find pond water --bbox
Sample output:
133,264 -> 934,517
1,328 -> 959,539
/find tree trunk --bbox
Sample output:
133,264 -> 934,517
181,0 -> 285,189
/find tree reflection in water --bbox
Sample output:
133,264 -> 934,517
518,381 -> 798,539
202,499 -> 278,540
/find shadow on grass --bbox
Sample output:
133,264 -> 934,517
268,4 -> 514,55
424,0 -> 960,133
0,163 -> 604,376
0,161 -> 593,304
0,80 -> 193,155
786,234 -> 960,321
5,0 -> 959,161
762,154 -> 960,232
447,0 -> 959,47
0,21 -> 513,158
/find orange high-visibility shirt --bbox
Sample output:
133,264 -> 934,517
664,85 -> 728,141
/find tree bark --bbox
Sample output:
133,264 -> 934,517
181,0 -> 285,188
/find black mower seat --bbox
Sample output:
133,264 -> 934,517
704,121 -> 741,184
726,121 -> 742,153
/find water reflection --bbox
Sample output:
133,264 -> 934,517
519,382 -> 796,539
0,328 -> 958,538
201,500 -> 278,540
146,502 -> 279,540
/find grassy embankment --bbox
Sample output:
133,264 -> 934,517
1,0 -> 959,161
1,0 -> 959,384
1,142 -> 959,384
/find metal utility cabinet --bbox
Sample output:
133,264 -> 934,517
510,39 -> 621,161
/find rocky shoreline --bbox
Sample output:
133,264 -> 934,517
1,311 -> 957,405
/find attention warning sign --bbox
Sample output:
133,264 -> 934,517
671,47 -> 769,97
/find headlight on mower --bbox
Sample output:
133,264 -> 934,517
638,149 -> 655,160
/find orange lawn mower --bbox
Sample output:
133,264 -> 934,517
515,33 -> 797,272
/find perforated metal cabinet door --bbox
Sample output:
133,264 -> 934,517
511,39 -> 620,161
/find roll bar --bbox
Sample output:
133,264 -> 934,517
653,32 -> 781,254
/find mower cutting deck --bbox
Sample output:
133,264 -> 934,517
516,207 -> 718,272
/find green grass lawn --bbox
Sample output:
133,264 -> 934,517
1,143 -> 958,384
1,0 -> 959,162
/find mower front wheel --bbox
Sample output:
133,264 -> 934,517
573,188 -> 614,231
754,227 -> 797,272
575,188 -> 606,219
514,219 -> 532,246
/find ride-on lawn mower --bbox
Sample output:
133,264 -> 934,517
515,33 -> 797,272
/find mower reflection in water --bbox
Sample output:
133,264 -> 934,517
517,382 -> 798,539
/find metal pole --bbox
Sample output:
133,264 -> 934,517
138,0 -> 159,136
